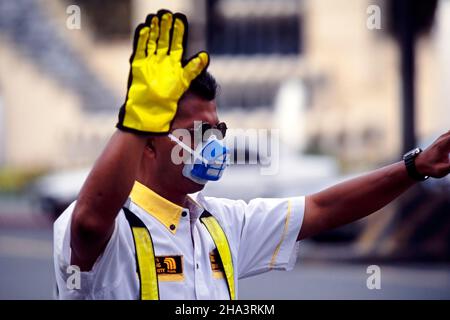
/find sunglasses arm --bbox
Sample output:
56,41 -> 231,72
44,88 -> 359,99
167,133 -> 209,165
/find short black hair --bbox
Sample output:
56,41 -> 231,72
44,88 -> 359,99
185,71 -> 218,101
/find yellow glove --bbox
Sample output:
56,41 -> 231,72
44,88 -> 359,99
117,10 -> 209,134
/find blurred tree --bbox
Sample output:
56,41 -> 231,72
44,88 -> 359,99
386,0 -> 438,154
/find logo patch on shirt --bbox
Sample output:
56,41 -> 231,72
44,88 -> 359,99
156,255 -> 184,281
209,249 -> 225,279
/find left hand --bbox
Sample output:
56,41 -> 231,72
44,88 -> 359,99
416,130 -> 450,178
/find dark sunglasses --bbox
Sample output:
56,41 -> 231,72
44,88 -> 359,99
188,121 -> 228,140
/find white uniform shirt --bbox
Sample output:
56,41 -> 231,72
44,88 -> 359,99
54,181 -> 305,299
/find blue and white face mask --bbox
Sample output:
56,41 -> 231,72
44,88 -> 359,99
168,133 -> 229,185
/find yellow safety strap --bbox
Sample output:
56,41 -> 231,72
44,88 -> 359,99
125,207 -> 235,300
130,227 -> 159,300
124,207 -> 159,300
200,214 -> 236,300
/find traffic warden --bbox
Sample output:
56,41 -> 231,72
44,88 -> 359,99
54,10 -> 450,299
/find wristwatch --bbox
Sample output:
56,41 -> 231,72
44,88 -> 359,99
403,147 -> 429,181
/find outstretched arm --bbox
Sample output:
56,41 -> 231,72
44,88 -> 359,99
300,130 -> 450,240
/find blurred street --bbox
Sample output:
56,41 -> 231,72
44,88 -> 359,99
240,261 -> 450,300
1,201 -> 449,300
0,228 -> 54,299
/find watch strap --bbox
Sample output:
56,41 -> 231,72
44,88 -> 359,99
404,149 -> 428,181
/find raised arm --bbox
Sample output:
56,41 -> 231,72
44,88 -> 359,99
70,10 -> 209,271
71,131 -> 147,270
300,130 -> 450,240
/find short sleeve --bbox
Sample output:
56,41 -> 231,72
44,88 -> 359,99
53,201 -> 136,299
237,196 -> 305,279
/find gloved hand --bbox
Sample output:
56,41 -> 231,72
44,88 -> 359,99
117,10 -> 209,134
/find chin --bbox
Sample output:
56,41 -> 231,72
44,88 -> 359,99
184,178 -> 206,194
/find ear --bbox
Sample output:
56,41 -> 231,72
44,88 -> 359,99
143,137 -> 156,158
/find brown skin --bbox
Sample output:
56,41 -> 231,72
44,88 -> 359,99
71,92 -> 450,271
71,93 -> 218,270
300,130 -> 450,240
136,92 -> 219,204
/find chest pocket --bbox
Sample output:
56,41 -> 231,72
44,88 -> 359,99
123,207 -> 235,300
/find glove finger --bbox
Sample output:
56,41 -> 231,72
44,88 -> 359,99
183,51 -> 210,83
156,11 -> 173,57
147,15 -> 159,56
170,13 -> 187,61
131,24 -> 149,61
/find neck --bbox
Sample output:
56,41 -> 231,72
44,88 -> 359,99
136,175 -> 187,208
148,183 -> 188,208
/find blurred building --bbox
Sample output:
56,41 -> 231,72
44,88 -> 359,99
0,0 -> 449,173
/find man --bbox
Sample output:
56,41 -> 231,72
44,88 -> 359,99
54,10 -> 450,299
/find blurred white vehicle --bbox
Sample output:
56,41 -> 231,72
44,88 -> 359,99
28,168 -> 90,219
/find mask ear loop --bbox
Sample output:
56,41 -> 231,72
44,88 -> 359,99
168,133 -> 209,165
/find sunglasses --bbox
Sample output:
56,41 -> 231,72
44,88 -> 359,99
175,121 -> 228,140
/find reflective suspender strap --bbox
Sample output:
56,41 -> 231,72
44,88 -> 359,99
123,207 -> 159,300
124,207 -> 235,300
200,211 -> 236,300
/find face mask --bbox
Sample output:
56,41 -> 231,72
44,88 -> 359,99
168,133 -> 229,185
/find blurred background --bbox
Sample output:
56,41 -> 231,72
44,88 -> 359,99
0,0 -> 450,299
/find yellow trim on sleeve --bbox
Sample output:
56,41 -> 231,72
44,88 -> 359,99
269,199 -> 292,269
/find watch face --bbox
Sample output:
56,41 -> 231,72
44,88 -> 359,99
404,148 -> 421,159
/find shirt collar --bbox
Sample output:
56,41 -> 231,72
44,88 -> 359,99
186,193 -> 205,221
129,181 -> 185,234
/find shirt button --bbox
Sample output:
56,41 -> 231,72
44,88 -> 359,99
182,211 -> 187,217
170,224 -> 176,231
